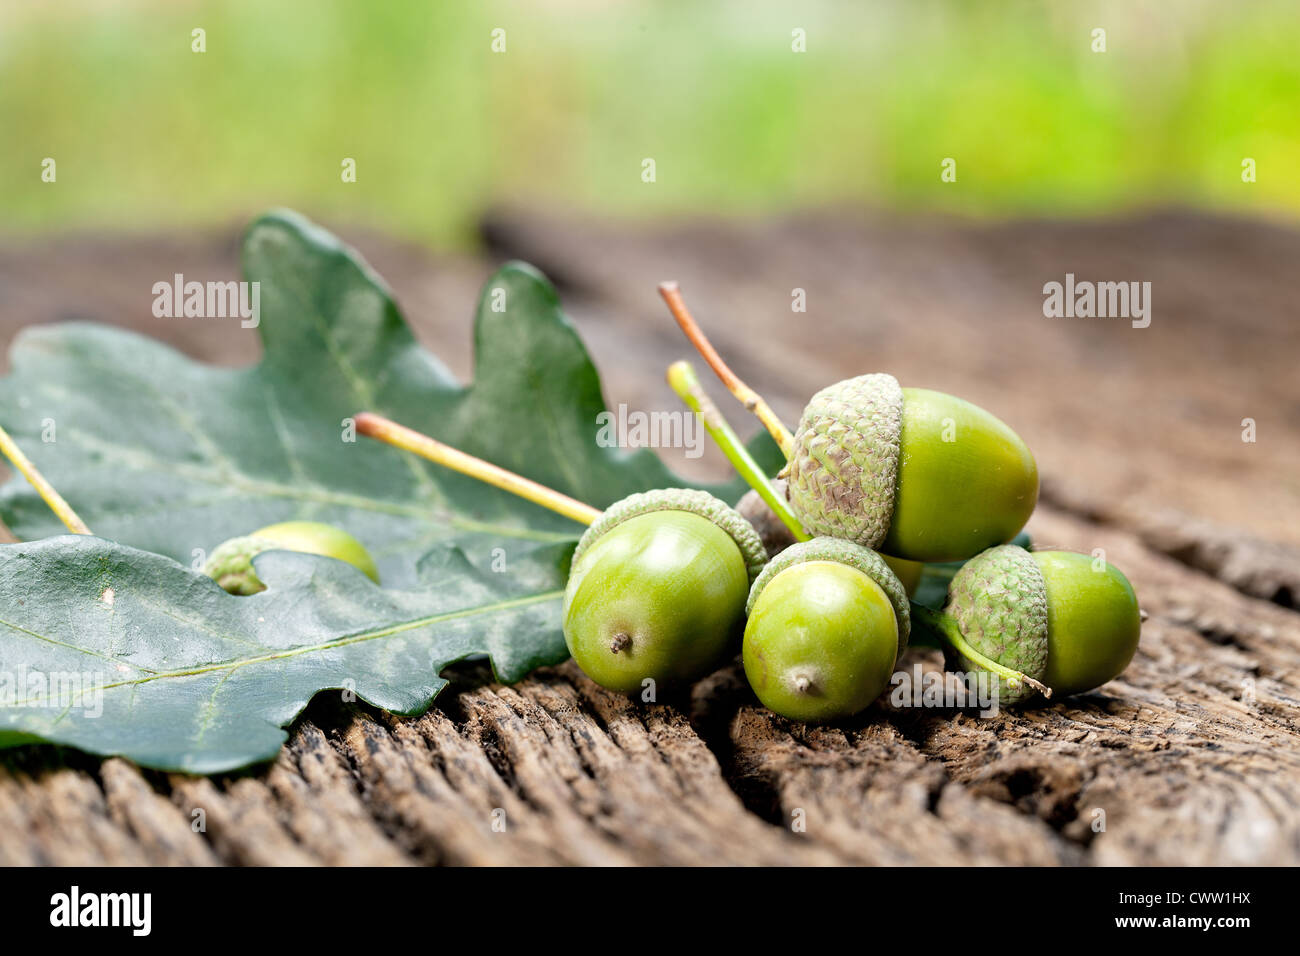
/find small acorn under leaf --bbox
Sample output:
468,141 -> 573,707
203,520 -> 380,595
941,544 -> 1141,703
743,537 -> 910,722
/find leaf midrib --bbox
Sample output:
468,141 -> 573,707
1,587 -> 564,707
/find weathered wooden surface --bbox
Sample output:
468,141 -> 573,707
1,211 -> 1297,865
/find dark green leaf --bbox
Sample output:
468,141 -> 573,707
0,535 -> 569,773
0,210 -> 765,580
0,210 -> 776,771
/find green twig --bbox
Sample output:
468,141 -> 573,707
659,283 -> 796,458
667,360 -> 808,542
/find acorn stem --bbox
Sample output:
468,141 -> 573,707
354,412 -> 601,526
909,601 -> 1053,699
0,423 -> 92,535
658,282 -> 795,459
667,361 -> 809,544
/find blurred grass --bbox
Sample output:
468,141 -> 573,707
2,0 -> 1298,249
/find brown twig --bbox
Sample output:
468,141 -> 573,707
657,281 -> 795,459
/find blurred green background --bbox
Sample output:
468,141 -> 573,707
3,0 -> 1299,249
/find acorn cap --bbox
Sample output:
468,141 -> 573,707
782,373 -> 903,549
572,488 -> 768,583
943,544 -> 1049,703
201,535 -> 278,595
746,536 -> 910,659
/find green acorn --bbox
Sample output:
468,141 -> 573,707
782,374 -> 1038,563
742,537 -> 910,722
203,520 -> 380,595
351,412 -> 771,698
941,544 -> 1141,703
564,488 -> 767,694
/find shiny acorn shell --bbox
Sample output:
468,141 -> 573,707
743,537 -> 909,722
563,489 -> 767,694
203,520 -> 380,595
782,374 -> 1038,563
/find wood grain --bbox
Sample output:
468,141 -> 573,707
1,210 -> 1297,865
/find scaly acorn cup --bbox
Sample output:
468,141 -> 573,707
352,412 -> 767,696
657,285 -> 1037,565
736,477 -> 924,596
743,538 -> 910,722
666,361 -> 1053,712
564,488 -> 766,694
938,544 -> 1142,703
665,357 -> 931,595
782,374 -> 1038,563
203,521 -> 380,596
